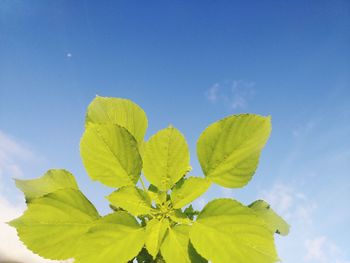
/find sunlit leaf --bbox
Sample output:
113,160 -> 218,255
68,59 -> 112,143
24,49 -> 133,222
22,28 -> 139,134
143,126 -> 190,191
249,200 -> 290,236
10,97 -> 288,263
9,189 -> 99,260
80,123 -> 142,188
74,211 -> 145,263
161,225 -> 191,263
15,169 -> 78,202
190,198 -> 279,263
188,242 -> 207,263
168,210 -> 192,224
171,177 -> 211,209
197,114 -> 271,188
86,96 -> 148,144
145,218 -> 169,259
107,186 -> 153,216
148,184 -> 167,205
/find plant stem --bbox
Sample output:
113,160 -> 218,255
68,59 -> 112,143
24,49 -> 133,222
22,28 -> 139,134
140,177 -> 147,192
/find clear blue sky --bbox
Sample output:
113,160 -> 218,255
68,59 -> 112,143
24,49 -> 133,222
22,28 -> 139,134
0,1 -> 349,262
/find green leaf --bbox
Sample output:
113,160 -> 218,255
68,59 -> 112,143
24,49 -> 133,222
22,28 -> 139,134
74,211 -> 146,263
197,114 -> 271,188
15,169 -> 78,202
80,123 -> 142,188
249,200 -> 290,236
190,198 -> 279,263
148,184 -> 167,205
145,218 -> 169,259
136,248 -> 154,263
9,97 -> 287,263
86,96 -> 148,144
9,189 -> 99,260
168,209 -> 192,224
107,186 -> 153,216
171,177 -> 211,209
183,205 -> 200,221
188,242 -> 207,263
161,225 -> 191,263
99,211 -> 139,225
143,126 -> 190,191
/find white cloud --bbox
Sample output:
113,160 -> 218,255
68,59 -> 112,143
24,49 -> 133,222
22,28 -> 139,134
0,130 -> 67,263
304,236 -> 350,263
0,195 -> 53,263
261,184 -> 294,214
259,183 -> 349,263
205,83 -> 220,103
205,80 -> 255,110
260,183 -> 316,224
304,236 -> 328,262
230,80 -> 255,109
0,130 -> 37,180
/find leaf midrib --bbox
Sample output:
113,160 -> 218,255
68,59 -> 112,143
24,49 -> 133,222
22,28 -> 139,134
92,126 -> 134,184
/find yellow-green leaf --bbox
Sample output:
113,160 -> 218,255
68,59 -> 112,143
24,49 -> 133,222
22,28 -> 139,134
74,211 -> 145,263
80,123 -> 142,188
107,186 -> 153,216
148,184 -> 167,205
161,225 -> 191,263
86,96 -> 148,144
249,200 -> 290,236
9,189 -> 100,260
197,114 -> 271,188
145,218 -> 169,259
190,198 -> 279,263
188,242 -> 207,263
171,177 -> 211,209
168,210 -> 192,224
15,169 -> 78,202
143,126 -> 190,191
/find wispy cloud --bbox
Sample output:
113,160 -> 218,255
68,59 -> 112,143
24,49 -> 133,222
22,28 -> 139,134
304,236 -> 350,263
205,80 -> 255,110
0,130 -> 38,181
260,183 -> 316,225
259,183 -> 349,263
304,236 -> 329,262
0,130 -> 66,263
205,83 -> 220,103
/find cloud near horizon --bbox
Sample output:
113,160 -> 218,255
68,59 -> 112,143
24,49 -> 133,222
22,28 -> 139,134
0,130 -> 68,263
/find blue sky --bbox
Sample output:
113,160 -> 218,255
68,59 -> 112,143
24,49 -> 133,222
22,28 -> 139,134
0,1 -> 349,262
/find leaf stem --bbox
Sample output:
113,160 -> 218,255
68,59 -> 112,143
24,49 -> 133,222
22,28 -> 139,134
140,176 -> 147,192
